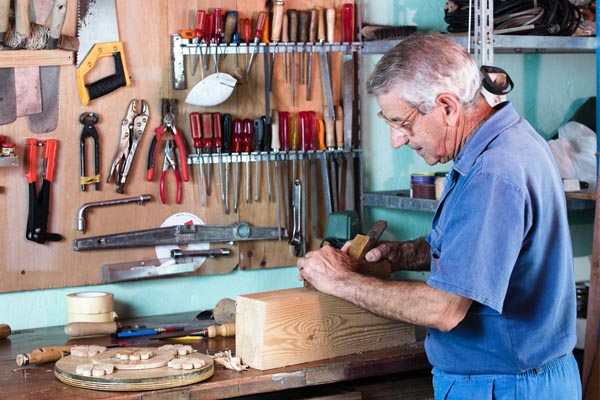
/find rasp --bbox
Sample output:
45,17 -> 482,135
76,0 -> 130,105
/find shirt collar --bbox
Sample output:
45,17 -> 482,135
452,101 -> 520,176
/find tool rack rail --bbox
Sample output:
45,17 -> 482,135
187,148 -> 362,165
0,312 -> 430,400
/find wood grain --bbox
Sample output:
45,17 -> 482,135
236,288 -> 419,370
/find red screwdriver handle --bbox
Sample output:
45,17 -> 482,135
195,10 -> 206,40
213,113 -> 222,149
253,12 -> 267,43
189,112 -> 202,150
299,111 -> 310,152
242,119 -> 253,153
279,111 -> 289,152
233,119 -> 243,153
213,8 -> 222,45
342,3 -> 354,43
201,113 -> 213,152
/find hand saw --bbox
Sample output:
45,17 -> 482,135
76,0 -> 130,105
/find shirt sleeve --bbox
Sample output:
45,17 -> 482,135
426,172 -> 528,313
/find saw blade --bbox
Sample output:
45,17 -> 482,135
76,0 -> 120,66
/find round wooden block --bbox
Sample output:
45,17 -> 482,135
54,351 -> 214,391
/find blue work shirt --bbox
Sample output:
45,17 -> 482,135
425,101 -> 577,374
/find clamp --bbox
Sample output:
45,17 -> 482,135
146,98 -> 189,183
107,100 -> 150,193
160,139 -> 182,204
25,138 -> 63,244
79,112 -> 100,191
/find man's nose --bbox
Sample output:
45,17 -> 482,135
390,128 -> 409,148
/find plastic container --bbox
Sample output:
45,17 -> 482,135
411,173 -> 435,199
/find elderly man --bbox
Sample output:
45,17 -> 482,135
297,32 -> 581,399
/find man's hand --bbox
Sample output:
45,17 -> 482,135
343,238 -> 431,272
297,246 -> 356,296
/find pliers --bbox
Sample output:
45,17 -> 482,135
107,99 -> 150,193
79,112 -> 100,191
25,139 -> 63,244
146,98 -> 189,183
160,139 -> 182,204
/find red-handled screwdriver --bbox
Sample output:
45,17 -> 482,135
190,112 -> 206,206
233,119 -> 243,213
192,10 -> 206,76
213,112 -> 225,207
201,113 -> 213,197
242,119 -> 253,203
245,11 -> 267,78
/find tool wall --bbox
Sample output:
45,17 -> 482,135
0,0 -> 359,293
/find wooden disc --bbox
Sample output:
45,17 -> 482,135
54,352 -> 214,391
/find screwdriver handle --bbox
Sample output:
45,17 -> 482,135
0,324 -> 10,340
213,8 -> 222,45
316,7 -> 325,43
335,105 -> 344,149
206,322 -> 236,338
298,10 -> 309,43
253,12 -> 267,43
271,1 -> 285,42
279,111 -> 289,152
282,14 -> 289,43
299,111 -> 310,151
271,111 -> 281,151
195,10 -> 206,40
243,18 -> 251,44
287,9 -> 298,42
289,115 -> 299,151
223,11 -> 237,44
201,113 -> 213,151
190,112 -> 202,150
64,321 -> 118,337
342,3 -> 354,43
254,118 -> 264,151
213,113 -> 222,149
242,119 -> 253,153
233,119 -> 243,153
309,8 -> 318,43
261,12 -> 270,44
309,111 -> 318,150
326,9 -> 335,43
16,350 -> 68,366
316,117 -> 326,150
324,106 -> 335,149
205,13 -> 214,44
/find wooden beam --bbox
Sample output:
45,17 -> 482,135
236,288 -> 421,370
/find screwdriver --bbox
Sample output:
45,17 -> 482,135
201,113 -> 214,197
253,117 -> 265,202
246,11 -> 267,79
306,8 -> 318,100
203,12 -> 213,71
342,3 -> 354,43
279,111 -> 291,229
282,13 -> 289,84
192,10 -> 206,76
213,8 -> 223,66
190,112 -> 206,206
232,119 -> 243,213
213,113 -> 225,208
271,111 -> 282,239
222,114 -> 234,214
289,113 -> 299,182
287,9 -> 298,106
242,18 -> 251,79
166,323 -> 236,339
242,119 -> 253,203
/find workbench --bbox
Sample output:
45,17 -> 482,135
0,313 -> 431,400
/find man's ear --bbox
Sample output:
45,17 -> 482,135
436,93 -> 460,126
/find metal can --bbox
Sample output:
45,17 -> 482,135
1,143 -> 15,157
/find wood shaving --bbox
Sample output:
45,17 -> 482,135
212,350 -> 248,372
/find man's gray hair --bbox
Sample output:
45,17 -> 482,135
366,32 -> 483,113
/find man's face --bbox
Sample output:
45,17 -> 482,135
376,91 -> 450,165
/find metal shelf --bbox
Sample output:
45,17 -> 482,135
360,35 -> 596,55
362,190 -> 438,213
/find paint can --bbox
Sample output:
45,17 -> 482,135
411,173 -> 435,199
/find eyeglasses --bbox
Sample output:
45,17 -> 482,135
377,104 -> 422,131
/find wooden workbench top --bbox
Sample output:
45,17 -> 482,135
0,313 -> 429,399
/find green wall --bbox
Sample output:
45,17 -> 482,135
1,1 -> 596,330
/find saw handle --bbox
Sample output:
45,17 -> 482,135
64,321 -> 118,337
76,43 -> 131,106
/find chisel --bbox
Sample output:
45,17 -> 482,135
282,13 -> 289,84
306,8 -> 317,100
287,9 -> 298,106
298,10 -> 309,86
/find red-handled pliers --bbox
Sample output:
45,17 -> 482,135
160,139 -> 182,204
146,98 -> 189,183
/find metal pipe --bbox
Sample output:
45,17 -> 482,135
76,194 -> 152,232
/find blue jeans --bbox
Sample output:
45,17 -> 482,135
432,353 -> 581,399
